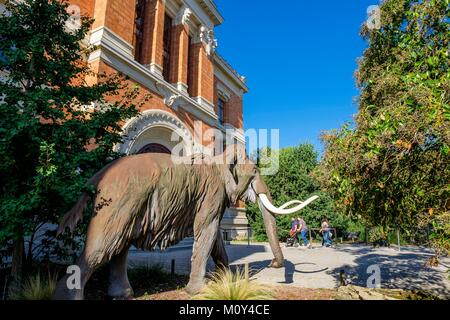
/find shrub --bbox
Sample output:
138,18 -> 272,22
316,0 -> 450,255
368,227 -> 388,243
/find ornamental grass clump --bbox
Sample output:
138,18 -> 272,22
194,268 -> 274,300
11,273 -> 57,300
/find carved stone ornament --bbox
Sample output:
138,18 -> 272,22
174,5 -> 192,26
155,81 -> 184,109
199,26 -> 218,59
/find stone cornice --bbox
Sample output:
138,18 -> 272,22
223,123 -> 245,144
198,0 -> 223,26
213,54 -> 249,95
213,122 -> 245,144
185,0 -> 223,27
184,0 -> 222,29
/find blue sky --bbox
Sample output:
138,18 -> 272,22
214,0 -> 377,154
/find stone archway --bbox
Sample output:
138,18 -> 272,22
117,110 -> 194,156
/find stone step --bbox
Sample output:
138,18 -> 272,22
129,238 -> 194,254
167,237 -> 194,252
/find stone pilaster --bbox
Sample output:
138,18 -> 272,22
189,26 -> 217,106
92,0 -> 137,45
169,6 -> 191,93
140,0 -> 166,77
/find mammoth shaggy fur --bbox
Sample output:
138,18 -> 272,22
53,152 -> 283,300
60,154 -> 230,253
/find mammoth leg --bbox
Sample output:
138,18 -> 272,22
211,231 -> 229,270
53,247 -> 104,300
54,213 -> 133,300
185,215 -> 221,295
108,247 -> 133,300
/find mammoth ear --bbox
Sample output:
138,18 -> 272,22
226,143 -> 247,173
230,168 -> 256,204
223,144 -> 255,203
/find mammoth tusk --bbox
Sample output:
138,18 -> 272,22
258,194 -> 319,215
279,200 -> 303,210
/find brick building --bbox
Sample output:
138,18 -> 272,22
0,0 -> 250,237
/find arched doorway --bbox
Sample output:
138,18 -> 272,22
137,143 -> 171,154
117,110 -> 194,156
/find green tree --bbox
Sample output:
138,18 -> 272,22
0,0 -> 144,284
316,0 -> 449,254
247,144 -> 360,242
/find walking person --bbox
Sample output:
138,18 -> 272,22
286,217 -> 299,247
320,218 -> 333,247
296,217 -> 312,249
290,217 -> 298,236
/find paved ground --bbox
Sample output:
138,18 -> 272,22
128,243 -> 450,299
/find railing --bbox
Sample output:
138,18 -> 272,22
220,226 -> 407,250
220,227 -> 340,247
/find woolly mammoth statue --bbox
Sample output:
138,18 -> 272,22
53,149 -> 318,300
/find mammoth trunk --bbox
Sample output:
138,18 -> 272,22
258,198 -> 284,268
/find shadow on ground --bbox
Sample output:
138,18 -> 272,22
230,259 -> 329,285
328,246 -> 450,298
207,244 -> 268,273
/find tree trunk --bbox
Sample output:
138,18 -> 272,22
10,237 -> 25,294
25,229 -> 37,275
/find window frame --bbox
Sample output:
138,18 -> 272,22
162,13 -> 173,82
217,97 -> 226,125
133,0 -> 147,64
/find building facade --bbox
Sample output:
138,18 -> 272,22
0,0 -> 250,237
71,0 -> 250,237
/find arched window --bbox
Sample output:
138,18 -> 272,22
137,143 -> 171,154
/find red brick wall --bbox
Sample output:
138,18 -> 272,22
140,0 -> 165,67
188,42 -> 214,104
169,24 -> 189,85
201,48 -> 214,104
91,0 -> 136,45
70,0 -> 95,17
188,42 -> 200,97
214,77 -> 244,130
